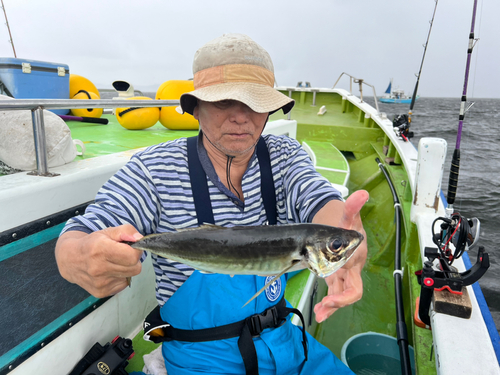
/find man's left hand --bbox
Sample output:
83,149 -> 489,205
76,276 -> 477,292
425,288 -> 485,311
313,190 -> 369,323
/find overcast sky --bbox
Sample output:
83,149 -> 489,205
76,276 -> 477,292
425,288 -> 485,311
1,0 -> 498,98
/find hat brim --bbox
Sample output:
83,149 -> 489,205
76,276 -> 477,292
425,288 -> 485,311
180,82 -> 295,116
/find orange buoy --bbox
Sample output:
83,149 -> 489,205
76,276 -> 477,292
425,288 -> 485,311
156,80 -> 198,130
69,74 -> 100,99
70,90 -> 103,118
116,96 -> 160,130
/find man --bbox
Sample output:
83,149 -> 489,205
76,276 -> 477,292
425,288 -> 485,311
56,33 -> 368,374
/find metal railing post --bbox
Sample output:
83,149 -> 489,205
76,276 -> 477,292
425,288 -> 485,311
28,106 -> 55,177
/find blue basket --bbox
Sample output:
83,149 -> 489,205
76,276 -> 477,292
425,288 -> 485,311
341,332 -> 416,375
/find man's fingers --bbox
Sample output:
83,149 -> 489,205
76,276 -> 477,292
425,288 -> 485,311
339,190 -> 369,229
94,225 -> 144,266
102,224 -> 142,242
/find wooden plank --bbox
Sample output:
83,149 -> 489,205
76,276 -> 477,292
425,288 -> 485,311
433,287 -> 472,320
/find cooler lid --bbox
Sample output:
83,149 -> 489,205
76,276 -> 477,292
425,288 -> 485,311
0,58 -> 69,73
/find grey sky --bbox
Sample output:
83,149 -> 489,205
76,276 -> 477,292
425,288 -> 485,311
1,0 -> 498,98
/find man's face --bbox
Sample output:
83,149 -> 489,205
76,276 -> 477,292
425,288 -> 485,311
193,100 -> 269,156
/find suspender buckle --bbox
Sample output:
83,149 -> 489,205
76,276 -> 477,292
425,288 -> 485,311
248,305 -> 281,337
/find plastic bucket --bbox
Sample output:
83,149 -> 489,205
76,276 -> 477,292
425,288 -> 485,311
341,332 -> 415,375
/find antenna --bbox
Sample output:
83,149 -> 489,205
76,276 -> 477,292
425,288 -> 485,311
1,0 -> 16,58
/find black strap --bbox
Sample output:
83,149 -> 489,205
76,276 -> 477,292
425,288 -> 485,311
144,297 -> 308,375
187,135 -> 277,226
256,137 -> 277,225
187,136 -> 215,225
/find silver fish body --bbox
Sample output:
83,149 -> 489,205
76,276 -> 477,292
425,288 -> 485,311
130,223 -> 364,278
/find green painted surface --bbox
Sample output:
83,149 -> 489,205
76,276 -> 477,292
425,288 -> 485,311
126,332 -> 161,373
68,114 -> 198,159
284,270 -> 311,308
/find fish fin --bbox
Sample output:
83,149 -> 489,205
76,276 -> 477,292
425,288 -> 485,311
199,223 -> 224,230
230,274 -> 234,278
126,277 -> 132,288
242,261 -> 300,308
174,223 -> 223,232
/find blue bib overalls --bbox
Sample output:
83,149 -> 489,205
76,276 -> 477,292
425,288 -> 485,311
157,136 -> 352,374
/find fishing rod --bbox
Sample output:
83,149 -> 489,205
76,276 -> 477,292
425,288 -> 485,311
375,158 -> 412,375
0,0 -> 16,58
408,0 -> 438,122
446,0 -> 479,213
393,0 -> 438,142
417,0 -> 489,334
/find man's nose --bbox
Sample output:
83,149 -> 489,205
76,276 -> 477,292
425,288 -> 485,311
229,102 -> 252,123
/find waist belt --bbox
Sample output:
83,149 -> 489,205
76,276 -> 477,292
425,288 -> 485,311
143,297 -> 308,375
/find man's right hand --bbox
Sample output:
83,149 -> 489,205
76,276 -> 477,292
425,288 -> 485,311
55,224 -> 144,298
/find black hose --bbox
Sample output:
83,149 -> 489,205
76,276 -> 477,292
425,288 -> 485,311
375,158 -> 413,375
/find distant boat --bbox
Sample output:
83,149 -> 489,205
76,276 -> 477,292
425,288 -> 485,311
380,79 -> 418,104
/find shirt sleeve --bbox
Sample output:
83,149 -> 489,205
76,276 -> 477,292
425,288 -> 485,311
267,135 -> 343,223
60,151 -> 161,236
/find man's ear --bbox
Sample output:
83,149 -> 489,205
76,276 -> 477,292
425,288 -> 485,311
193,101 -> 199,120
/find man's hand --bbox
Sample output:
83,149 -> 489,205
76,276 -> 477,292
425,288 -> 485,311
312,190 -> 369,323
55,224 -> 144,298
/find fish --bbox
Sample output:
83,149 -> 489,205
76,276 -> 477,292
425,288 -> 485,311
126,223 -> 364,306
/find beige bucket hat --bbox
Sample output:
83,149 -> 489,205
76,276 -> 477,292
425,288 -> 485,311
180,34 -> 294,116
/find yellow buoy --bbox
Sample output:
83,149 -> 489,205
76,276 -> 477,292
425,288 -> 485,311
116,96 -> 160,130
69,74 -> 100,99
70,90 -> 103,118
156,80 -> 198,130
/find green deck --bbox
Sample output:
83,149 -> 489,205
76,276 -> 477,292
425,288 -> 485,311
68,114 -> 197,159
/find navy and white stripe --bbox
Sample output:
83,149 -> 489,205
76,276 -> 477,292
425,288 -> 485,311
62,134 -> 342,305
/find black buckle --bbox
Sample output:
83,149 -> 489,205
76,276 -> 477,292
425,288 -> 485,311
248,306 -> 280,337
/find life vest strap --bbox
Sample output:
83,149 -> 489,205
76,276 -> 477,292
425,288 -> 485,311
143,297 -> 308,375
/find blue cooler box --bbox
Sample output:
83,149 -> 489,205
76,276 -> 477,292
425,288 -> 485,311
0,58 -> 70,115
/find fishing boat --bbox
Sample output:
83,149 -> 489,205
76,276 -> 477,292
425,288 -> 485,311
1,4 -> 499,375
1,68 -> 499,374
380,79 -> 417,104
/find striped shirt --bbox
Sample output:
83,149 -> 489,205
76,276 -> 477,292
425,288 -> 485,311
62,134 -> 342,305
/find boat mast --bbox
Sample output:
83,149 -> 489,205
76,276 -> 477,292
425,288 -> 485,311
0,0 -> 16,58
446,0 -> 479,213
408,0 -> 439,125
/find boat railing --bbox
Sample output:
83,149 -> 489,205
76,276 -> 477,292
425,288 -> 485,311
0,99 -> 180,177
332,72 -> 380,114
98,88 -> 145,97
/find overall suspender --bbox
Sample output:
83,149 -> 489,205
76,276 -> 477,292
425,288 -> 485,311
187,135 -> 277,226
143,136 -> 307,375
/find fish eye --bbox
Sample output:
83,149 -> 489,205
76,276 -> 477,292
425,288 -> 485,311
329,238 -> 344,252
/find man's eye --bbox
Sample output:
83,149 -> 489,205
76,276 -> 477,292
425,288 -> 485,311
214,100 -> 233,109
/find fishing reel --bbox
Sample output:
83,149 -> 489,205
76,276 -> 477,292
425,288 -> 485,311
416,214 -> 489,327
392,114 -> 414,142
432,213 -> 480,267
